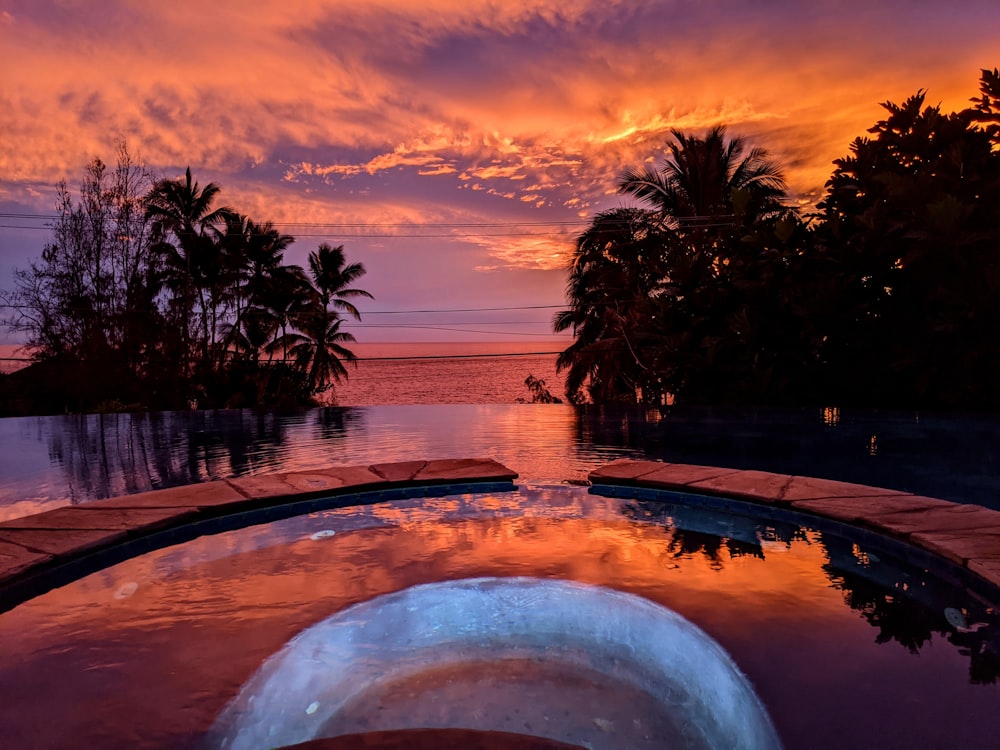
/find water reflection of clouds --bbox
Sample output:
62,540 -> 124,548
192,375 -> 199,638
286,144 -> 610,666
1,486 -> 997,747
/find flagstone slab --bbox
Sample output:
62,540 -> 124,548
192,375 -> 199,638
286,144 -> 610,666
0,527 -> 129,557
413,458 -> 518,482
782,476 -> 911,502
295,464 -> 388,489
634,463 -> 741,488
0,506 -> 197,531
687,470 -> 794,504
91,481 -> 246,509
0,540 -> 53,579
589,460 -> 669,482
790,495 -> 959,524
968,559 -> 1000,589
865,504 -> 1000,538
370,460 -> 429,482
226,467 -> 390,502
908,531 -> 1000,566
225,474 -> 303,501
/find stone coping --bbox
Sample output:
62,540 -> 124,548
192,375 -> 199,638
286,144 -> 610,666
0,458 -> 517,608
589,460 -> 1000,591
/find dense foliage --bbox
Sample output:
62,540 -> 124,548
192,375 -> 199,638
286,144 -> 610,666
557,69 -> 1000,409
1,142 -> 371,414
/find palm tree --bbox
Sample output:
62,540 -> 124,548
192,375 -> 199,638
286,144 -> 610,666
282,310 -> 359,394
220,215 -> 295,358
618,126 -> 789,236
554,208 -> 666,402
256,264 -> 309,363
306,243 -> 373,320
144,168 -> 232,366
556,127 -> 796,404
278,244 -> 373,394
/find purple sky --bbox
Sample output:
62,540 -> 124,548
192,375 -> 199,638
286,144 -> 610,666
1,0 -> 997,343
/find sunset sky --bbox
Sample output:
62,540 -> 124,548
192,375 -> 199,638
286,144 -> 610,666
1,0 -> 997,345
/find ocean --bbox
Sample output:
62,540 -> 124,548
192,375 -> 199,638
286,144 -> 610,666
321,341 -> 568,405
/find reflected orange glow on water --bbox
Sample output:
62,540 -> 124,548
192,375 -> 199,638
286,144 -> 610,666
0,488 -> 996,749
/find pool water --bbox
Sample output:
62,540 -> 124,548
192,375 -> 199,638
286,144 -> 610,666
3,404 -> 1000,521
0,485 -> 996,748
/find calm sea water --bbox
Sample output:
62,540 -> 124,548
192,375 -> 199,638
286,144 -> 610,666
332,341 -> 567,405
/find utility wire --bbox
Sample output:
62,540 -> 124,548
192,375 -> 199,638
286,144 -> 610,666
343,325 -> 558,336
0,302 -> 568,313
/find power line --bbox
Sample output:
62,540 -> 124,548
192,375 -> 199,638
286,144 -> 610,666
344,325 -> 558,336
0,213 -> 589,227
362,304 -> 564,314
0,302 -> 568,313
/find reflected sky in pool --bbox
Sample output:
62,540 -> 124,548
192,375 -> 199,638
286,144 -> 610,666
0,486 -> 996,748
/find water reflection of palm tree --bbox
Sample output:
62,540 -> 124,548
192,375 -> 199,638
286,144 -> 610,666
819,530 -> 999,682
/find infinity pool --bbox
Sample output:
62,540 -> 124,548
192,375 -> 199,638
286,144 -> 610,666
0,485 -> 996,748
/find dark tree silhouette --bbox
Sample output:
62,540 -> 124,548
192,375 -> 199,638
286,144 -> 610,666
556,127 -> 805,404
816,87 -> 1000,408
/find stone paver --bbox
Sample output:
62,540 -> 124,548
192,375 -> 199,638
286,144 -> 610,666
225,474 -> 302,500
0,540 -> 53,579
0,527 -> 128,557
414,458 -> 518,482
289,465 -> 385,490
636,463 -> 741,489
866,504 -> 1000,537
92,481 -> 246,509
0,506 -> 197,531
783,476 -> 911,501
370,460 -> 428,482
969,559 -> 1000,589
589,460 -> 667,482
908,531 -> 1000,566
687,469 -> 794,504
790,495 -> 957,524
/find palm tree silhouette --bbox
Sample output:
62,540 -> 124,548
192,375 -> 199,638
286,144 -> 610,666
144,168 -> 232,367
220,215 -> 296,361
306,243 -> 373,320
554,208 -> 666,401
277,243 -> 373,394
556,127 -> 793,403
618,126 -> 788,234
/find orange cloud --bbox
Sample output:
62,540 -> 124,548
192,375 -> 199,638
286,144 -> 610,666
1,0 -> 997,278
